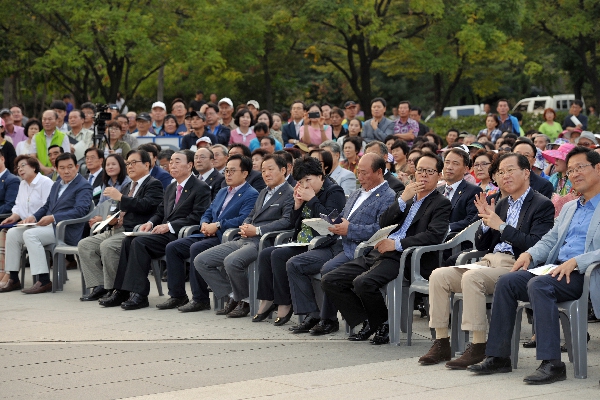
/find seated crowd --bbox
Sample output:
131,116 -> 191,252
1,96 -> 600,386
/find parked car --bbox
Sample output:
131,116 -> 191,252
512,95 -> 585,115
424,104 -> 485,122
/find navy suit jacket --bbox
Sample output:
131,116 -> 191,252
151,164 -> 173,189
0,170 -> 20,214
201,169 -> 225,201
193,182 -> 259,241
33,174 -> 93,245
530,172 -> 553,199
282,122 -> 301,144
443,180 -> 482,233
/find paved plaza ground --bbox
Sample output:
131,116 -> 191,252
1,269 -> 600,399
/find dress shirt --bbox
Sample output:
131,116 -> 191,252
199,168 -> 214,182
219,182 -> 245,216
58,173 -> 79,198
348,180 -> 386,218
393,118 -> 419,137
131,174 -> 150,198
5,125 -> 26,146
30,130 -> 71,155
166,174 -> 193,234
389,189 -> 436,251
444,179 -> 462,202
68,127 -> 94,148
87,168 -> 103,185
0,169 -> 7,180
294,120 -> 303,137
262,181 -> 287,207
557,193 -> 600,262
481,187 -> 530,254
12,173 -> 54,219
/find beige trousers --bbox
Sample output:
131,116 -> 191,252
429,252 -> 515,332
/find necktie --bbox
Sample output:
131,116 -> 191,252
88,174 -> 94,184
116,181 -> 137,229
199,175 -> 204,181
175,185 -> 183,205
444,185 -> 453,198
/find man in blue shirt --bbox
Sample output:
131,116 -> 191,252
468,146 -> 600,385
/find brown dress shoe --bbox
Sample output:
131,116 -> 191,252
21,281 -> 52,294
418,337 -> 451,365
445,342 -> 487,369
0,279 -> 22,293
226,301 -> 250,318
216,298 -> 238,315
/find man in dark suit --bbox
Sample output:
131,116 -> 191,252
275,150 -> 297,186
196,154 -> 294,318
364,141 -> 405,193
84,148 -> 105,205
0,148 -> 20,214
194,147 -> 224,200
321,153 -> 451,344
322,153 -> 451,344
101,151 -> 211,309
1,153 -> 92,294
420,153 -> 555,369
286,154 -> 396,335
78,150 -> 164,301
282,100 -> 305,144
227,144 -> 266,191
512,139 -> 554,199
157,155 -> 259,312
138,143 -> 172,189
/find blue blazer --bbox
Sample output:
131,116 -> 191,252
193,182 -> 259,241
0,170 -> 20,214
443,180 -> 482,233
151,164 -> 173,189
33,174 -> 93,246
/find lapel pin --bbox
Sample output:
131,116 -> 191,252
185,190 -> 188,192
238,194 -> 241,196
278,192 -> 281,195
376,194 -> 380,197
458,191 -> 462,195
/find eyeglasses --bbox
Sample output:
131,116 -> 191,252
473,162 -> 491,169
496,167 -> 523,177
223,168 -> 240,175
407,158 -> 419,164
566,163 -> 593,178
125,160 -> 143,167
415,167 -> 438,176
16,163 -> 28,170
498,147 -> 512,152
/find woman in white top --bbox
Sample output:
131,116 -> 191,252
16,119 -> 42,156
0,156 -> 53,288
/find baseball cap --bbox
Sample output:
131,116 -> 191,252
108,104 -> 119,110
136,112 -> 152,122
467,142 -> 485,150
344,101 -> 357,108
188,111 -> 206,121
0,108 -> 11,116
151,101 -> 166,111
247,100 -> 259,109
218,97 -> 234,108
196,137 -> 212,145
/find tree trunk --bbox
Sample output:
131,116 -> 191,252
573,75 -> 584,101
433,73 -> 443,116
157,65 -> 165,102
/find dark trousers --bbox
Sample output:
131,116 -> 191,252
165,236 -> 220,302
486,270 -> 585,361
257,245 -> 308,305
115,233 -> 176,296
322,250 -> 402,328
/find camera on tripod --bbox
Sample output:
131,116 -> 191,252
93,104 -> 113,148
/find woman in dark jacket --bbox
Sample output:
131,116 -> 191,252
253,156 -> 346,325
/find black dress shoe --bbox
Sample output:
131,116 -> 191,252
252,302 -> 277,322
120,293 -> 149,310
347,320 -> 376,341
370,324 -> 390,345
80,286 -> 108,302
273,307 -> 294,326
156,296 -> 189,309
467,356 -> 512,374
522,339 -> 537,348
99,290 -> 129,307
178,299 -> 211,312
289,316 -> 320,333
523,360 -> 566,385
216,298 -> 238,315
560,332 -> 590,352
309,319 -> 339,336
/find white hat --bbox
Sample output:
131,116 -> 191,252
218,97 -> 233,107
151,101 -> 166,111
196,136 -> 212,145
247,100 -> 259,109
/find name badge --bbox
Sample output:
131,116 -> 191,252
93,186 -> 102,196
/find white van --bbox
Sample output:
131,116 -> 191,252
512,95 -> 584,114
424,104 -> 484,122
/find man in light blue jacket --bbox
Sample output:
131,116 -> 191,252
468,146 -> 600,385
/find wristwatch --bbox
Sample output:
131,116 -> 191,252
215,222 -> 221,229
499,223 -> 507,234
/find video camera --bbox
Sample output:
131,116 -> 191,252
93,104 -> 113,148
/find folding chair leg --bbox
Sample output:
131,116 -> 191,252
571,305 -> 588,379
151,260 -> 164,296
406,291 -> 416,346
511,306 -> 525,369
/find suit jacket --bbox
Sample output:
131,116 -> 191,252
33,174 -> 93,246
282,121 -> 302,144
379,190 -> 452,278
330,165 -> 357,196
526,198 -> 600,315
151,164 -> 173,189
384,171 -> 405,193
441,180 -> 482,233
0,170 -> 20,214
286,174 -> 297,187
361,118 -> 396,143
201,169 -> 225,200
242,182 -> 294,239
290,177 -> 346,241
149,176 -> 211,235
193,182 -> 259,241
475,189 -> 555,259
530,172 -> 553,199
117,176 -> 164,231
87,170 -> 104,205
325,181 -> 396,259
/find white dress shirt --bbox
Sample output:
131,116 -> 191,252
12,173 -> 54,219
348,180 -> 386,218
